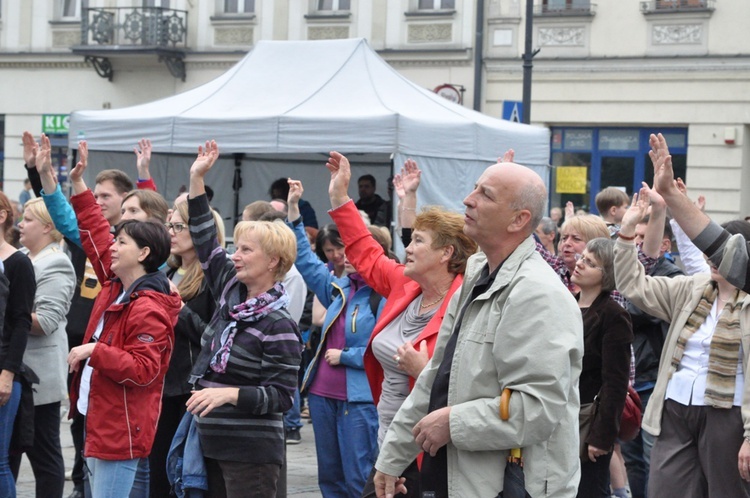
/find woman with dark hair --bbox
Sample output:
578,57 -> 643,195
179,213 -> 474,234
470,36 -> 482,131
320,152 -> 477,498
287,177 -> 382,498
572,237 -> 632,497
615,185 -> 750,497
0,190 -> 35,498
66,218 -> 180,498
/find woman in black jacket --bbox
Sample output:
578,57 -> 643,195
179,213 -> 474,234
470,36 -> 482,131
149,200 -> 224,497
572,237 -> 633,498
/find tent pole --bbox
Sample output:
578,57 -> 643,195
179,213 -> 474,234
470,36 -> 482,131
232,153 -> 244,224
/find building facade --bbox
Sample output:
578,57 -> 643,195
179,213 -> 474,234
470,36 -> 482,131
1,0 -> 748,222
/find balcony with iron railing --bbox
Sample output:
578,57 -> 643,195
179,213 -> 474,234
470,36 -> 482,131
640,0 -> 715,14
534,1 -> 597,17
72,6 -> 188,81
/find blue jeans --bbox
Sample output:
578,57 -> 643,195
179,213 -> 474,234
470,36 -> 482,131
0,381 -> 21,498
86,456 -> 149,498
308,394 -> 378,498
284,388 -> 303,431
621,388 -> 654,498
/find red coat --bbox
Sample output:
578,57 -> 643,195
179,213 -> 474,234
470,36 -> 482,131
70,188 -> 181,460
330,201 -> 463,405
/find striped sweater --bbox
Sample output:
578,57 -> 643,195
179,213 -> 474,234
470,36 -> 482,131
188,194 -> 302,465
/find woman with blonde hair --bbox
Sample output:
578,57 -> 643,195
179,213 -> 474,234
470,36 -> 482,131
10,198 -> 76,497
187,141 -> 302,497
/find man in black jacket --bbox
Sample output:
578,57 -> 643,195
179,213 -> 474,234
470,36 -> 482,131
622,215 -> 684,498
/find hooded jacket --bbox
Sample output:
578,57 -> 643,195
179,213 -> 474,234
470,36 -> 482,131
69,270 -> 181,460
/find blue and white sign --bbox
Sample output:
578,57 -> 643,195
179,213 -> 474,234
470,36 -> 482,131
502,101 -> 523,123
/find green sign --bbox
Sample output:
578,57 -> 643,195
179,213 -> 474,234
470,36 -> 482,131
42,114 -> 70,134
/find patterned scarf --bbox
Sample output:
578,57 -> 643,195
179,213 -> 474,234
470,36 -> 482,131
209,282 -> 289,374
670,282 -> 746,409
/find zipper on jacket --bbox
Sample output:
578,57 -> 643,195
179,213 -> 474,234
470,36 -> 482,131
351,305 -> 359,333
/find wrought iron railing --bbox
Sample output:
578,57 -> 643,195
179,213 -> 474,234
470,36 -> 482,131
80,7 -> 188,48
534,2 -> 597,16
640,0 -> 715,13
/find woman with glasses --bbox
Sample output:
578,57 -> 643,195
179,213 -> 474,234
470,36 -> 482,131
572,238 -> 633,498
148,202 -> 226,497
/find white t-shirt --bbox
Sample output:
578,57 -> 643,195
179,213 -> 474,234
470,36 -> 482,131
77,291 -> 126,416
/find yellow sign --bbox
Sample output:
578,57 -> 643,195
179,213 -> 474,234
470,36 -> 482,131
556,167 -> 588,194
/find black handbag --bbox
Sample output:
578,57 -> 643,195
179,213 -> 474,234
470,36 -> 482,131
578,397 -> 600,460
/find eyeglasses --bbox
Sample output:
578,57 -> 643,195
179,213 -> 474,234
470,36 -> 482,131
574,253 -> 603,271
164,222 -> 186,233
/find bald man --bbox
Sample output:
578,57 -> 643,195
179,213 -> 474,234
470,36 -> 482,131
374,162 -> 583,497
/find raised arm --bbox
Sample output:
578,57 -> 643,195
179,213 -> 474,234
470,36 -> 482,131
35,134 -> 83,247
651,133 -> 749,289
69,140 -> 89,196
22,132 -> 43,196
640,183 -> 667,259
134,138 -> 157,191
324,152 -> 405,297
397,159 -> 420,230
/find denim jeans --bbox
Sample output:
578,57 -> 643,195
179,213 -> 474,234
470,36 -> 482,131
86,456 -> 149,498
621,388 -> 654,498
308,394 -> 378,498
283,388 -> 303,431
0,381 -> 21,498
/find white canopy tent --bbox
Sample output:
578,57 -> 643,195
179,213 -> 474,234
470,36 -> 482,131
68,38 -> 550,236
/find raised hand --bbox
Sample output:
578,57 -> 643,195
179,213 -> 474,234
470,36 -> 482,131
621,188 -> 650,231
565,201 -> 575,220
644,181 -> 666,213
134,138 -> 152,180
400,159 -> 421,195
23,131 -> 39,168
287,179 -> 304,222
36,134 -> 53,178
498,149 -> 515,163
393,174 -> 405,200
69,140 -> 88,184
189,140 -> 219,178
650,133 -> 678,198
326,151 -> 352,209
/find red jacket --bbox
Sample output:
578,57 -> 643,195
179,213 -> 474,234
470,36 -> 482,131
330,201 -> 463,405
70,186 -> 181,460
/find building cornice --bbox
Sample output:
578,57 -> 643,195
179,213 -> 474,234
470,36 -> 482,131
485,54 -> 750,73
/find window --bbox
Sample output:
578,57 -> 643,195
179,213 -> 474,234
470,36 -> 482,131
143,0 -> 171,7
542,0 -> 591,12
60,0 -> 81,19
418,0 -> 455,9
317,0 -> 350,10
224,0 -> 255,14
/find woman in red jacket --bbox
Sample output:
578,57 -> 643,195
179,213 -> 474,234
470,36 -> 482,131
67,219 -> 181,498
291,152 -> 477,497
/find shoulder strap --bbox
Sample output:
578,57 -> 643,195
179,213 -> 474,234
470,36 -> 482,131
369,290 -> 383,318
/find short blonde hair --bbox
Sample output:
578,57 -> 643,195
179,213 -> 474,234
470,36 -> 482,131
23,198 -> 63,242
561,214 -> 609,243
234,220 -> 297,281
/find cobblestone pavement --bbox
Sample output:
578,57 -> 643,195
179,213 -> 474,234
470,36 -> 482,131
16,409 -> 322,497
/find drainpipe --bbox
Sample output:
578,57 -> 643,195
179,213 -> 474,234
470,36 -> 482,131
473,0 -> 485,111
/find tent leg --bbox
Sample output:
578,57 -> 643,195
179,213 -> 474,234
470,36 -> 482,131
233,153 -> 244,225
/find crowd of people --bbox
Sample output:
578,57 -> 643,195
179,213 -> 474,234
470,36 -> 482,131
1,131 -> 749,498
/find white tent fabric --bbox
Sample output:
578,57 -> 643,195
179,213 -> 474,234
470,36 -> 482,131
69,38 -> 550,233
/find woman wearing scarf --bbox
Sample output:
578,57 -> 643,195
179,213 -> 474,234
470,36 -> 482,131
615,184 -> 750,497
186,141 -> 302,498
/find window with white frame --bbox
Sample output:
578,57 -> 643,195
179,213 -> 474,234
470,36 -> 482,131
417,0 -> 455,9
223,0 -> 255,14
317,0 -> 351,11
143,0 -> 171,8
59,0 -> 81,19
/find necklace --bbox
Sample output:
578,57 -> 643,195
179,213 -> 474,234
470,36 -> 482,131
420,291 -> 447,309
